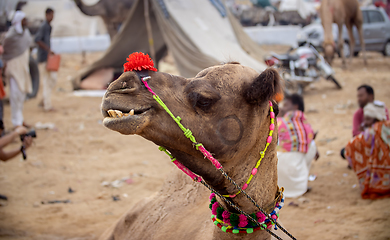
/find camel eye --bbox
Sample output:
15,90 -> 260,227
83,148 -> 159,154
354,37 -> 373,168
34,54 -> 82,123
188,92 -> 218,112
196,97 -> 212,108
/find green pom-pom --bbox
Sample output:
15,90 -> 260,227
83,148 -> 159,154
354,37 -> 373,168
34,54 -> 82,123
249,213 -> 257,227
232,229 -> 240,234
211,197 -> 217,204
216,207 -> 224,219
211,215 -> 215,219
214,221 -> 219,226
221,226 -> 227,232
209,203 -> 213,210
246,228 -> 254,234
230,213 -> 239,226
261,224 -> 267,230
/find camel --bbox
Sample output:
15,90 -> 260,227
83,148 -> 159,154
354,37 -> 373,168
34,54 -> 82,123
100,57 -> 293,239
320,0 -> 367,66
74,0 -> 135,39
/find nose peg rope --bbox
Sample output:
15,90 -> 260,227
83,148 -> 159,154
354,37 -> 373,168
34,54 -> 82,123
143,77 -> 296,240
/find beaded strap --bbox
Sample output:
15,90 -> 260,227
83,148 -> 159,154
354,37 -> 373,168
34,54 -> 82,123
223,101 -> 275,198
142,77 -> 221,166
158,146 -> 202,182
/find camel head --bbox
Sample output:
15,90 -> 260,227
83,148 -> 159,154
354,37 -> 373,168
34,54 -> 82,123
323,41 -> 335,65
101,61 -> 281,194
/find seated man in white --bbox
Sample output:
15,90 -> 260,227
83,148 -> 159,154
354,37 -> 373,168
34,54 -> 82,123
277,94 -> 317,198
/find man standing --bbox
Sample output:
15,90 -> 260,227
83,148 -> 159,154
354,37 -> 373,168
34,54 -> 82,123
277,94 -> 317,198
2,11 -> 33,127
35,8 -> 56,112
353,85 -> 389,137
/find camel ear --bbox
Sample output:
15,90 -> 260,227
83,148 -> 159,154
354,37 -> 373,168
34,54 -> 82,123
243,68 -> 282,105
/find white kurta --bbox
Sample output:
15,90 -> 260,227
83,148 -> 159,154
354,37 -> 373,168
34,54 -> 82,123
277,141 -> 317,198
5,49 -> 32,94
5,49 -> 31,126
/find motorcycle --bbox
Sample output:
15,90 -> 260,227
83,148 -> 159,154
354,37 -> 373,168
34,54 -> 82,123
265,43 -> 342,95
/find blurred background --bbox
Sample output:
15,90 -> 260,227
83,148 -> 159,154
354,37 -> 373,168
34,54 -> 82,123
0,0 -> 389,239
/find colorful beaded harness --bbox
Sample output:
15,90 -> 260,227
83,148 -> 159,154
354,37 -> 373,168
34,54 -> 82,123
210,193 -> 285,234
123,53 -> 296,240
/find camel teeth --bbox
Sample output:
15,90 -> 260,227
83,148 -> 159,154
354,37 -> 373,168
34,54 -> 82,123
124,113 -> 129,117
108,110 -> 117,118
115,110 -> 123,117
129,109 -> 134,116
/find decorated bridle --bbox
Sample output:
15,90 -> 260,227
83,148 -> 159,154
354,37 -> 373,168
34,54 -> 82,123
122,52 -> 296,240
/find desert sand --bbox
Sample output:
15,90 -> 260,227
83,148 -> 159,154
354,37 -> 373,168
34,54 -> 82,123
0,50 -> 389,240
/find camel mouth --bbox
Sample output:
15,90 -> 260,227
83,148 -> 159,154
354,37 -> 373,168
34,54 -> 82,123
104,107 -> 152,118
102,106 -> 153,134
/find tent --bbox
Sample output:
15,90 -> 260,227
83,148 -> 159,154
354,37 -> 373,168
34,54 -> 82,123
72,0 -> 268,89
279,0 -> 316,19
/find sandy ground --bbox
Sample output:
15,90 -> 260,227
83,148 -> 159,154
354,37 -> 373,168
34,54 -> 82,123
0,50 -> 390,240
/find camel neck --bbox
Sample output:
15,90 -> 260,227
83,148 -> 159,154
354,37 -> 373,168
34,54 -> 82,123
212,161 -> 278,240
219,147 -> 278,213
210,127 -> 278,240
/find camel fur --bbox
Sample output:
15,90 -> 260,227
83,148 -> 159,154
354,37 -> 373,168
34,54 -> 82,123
100,63 -> 291,240
320,0 -> 367,66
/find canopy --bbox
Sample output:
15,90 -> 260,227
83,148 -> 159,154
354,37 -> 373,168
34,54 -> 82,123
73,0 -> 268,89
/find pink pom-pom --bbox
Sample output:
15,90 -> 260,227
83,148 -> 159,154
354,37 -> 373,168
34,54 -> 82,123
209,193 -> 215,201
211,202 -> 219,215
256,212 -> 266,222
229,194 -> 236,198
223,218 -> 231,224
270,112 -> 275,118
269,101 -> 273,106
267,223 -> 272,229
251,168 -> 258,176
270,123 -> 275,131
222,211 -> 230,219
272,214 -> 277,220
238,214 -> 248,228
242,183 -> 248,190
267,136 -> 272,143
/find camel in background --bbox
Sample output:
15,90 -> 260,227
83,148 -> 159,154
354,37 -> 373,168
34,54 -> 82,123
100,63 -> 291,239
320,0 -> 367,66
74,0 -> 134,39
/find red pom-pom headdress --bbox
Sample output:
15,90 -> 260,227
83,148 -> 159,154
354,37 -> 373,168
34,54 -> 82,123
123,52 -> 157,72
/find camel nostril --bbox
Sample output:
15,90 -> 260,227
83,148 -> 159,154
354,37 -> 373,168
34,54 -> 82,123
112,88 -> 137,94
106,71 -> 144,94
